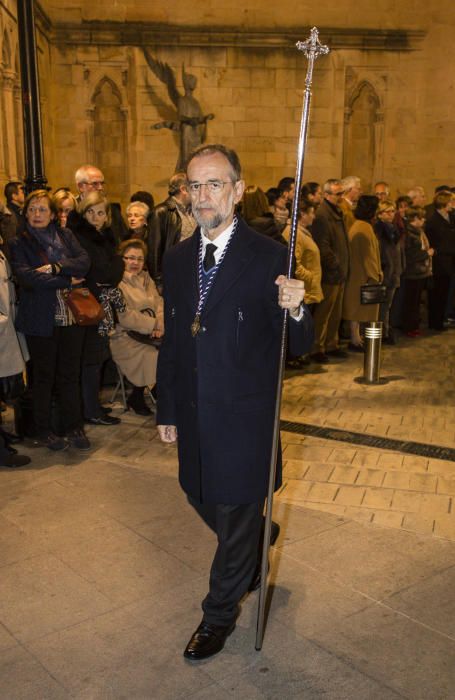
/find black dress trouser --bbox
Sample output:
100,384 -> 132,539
188,496 -> 264,626
428,274 -> 451,330
26,325 -> 85,434
401,278 -> 426,332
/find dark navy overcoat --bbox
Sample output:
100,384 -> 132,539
156,218 -> 313,504
9,227 -> 90,337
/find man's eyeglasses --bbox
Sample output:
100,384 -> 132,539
188,180 -> 234,194
82,180 -> 105,188
123,255 -> 145,262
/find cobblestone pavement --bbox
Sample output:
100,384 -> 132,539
279,328 -> 455,542
0,328 -> 454,698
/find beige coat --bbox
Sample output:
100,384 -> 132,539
283,223 -> 323,304
109,271 -> 163,387
339,198 -> 356,234
0,251 -> 29,377
343,219 -> 383,322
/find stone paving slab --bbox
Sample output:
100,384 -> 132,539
0,419 -> 454,697
278,330 -> 455,541
0,330 -> 454,696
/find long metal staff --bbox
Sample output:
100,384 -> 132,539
255,27 -> 330,651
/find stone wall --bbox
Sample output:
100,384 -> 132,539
2,2 -> 455,206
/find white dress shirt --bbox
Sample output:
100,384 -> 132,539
200,219 -> 304,320
200,220 -> 235,265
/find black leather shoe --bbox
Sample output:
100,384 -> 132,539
382,335 -> 396,345
127,398 -> 152,416
326,348 -> 349,359
348,342 -> 364,353
86,415 -> 121,426
248,521 -> 281,592
310,352 -> 330,364
183,620 -> 235,661
0,429 -> 22,444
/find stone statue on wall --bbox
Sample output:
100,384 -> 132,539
144,49 -> 214,171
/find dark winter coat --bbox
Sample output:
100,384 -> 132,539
8,225 -> 90,337
374,220 -> 403,288
247,213 -> 287,246
425,211 -> 455,277
403,224 -> 432,280
311,200 -> 349,285
149,197 -> 183,285
156,218 -> 313,505
71,218 -> 124,298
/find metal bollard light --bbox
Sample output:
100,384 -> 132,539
363,321 -> 383,384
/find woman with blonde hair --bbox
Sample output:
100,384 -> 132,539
110,239 -> 163,414
73,192 -> 125,425
52,188 -> 77,229
283,201 -> 323,308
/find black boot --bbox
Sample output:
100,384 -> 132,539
127,386 -> 151,416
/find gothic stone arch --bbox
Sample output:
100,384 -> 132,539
87,76 -> 128,205
342,80 -> 384,191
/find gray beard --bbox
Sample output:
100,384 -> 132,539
193,209 -> 224,231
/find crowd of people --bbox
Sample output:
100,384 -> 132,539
1,162 -> 454,466
239,177 -> 455,365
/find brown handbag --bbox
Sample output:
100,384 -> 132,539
63,287 -> 105,326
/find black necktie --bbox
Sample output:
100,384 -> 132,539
203,243 -> 217,272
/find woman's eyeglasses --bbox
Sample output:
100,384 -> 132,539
123,255 -> 145,262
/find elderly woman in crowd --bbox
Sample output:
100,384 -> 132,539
374,200 -> 402,344
126,201 -> 150,240
73,192 -> 125,425
283,201 -> 323,309
401,207 -> 433,337
110,239 -> 163,415
8,190 -> 90,450
52,188 -> 77,229
343,195 -> 383,352
125,200 -> 154,273
283,200 -> 323,368
241,186 -> 286,244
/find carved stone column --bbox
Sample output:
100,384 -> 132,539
0,68 -> 8,181
16,0 -> 47,191
372,109 -> 385,185
14,83 -> 25,178
2,70 -> 19,180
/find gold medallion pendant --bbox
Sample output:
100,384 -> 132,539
191,314 -> 201,337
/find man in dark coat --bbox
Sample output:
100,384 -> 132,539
1,181 -> 25,248
157,144 -> 311,661
148,172 -> 196,287
68,164 -> 128,245
310,178 -> 350,363
425,191 -> 455,330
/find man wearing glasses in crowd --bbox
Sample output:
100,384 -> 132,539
70,164 -> 128,243
310,178 -> 350,364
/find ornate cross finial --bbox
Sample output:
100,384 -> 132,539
296,27 -> 330,60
